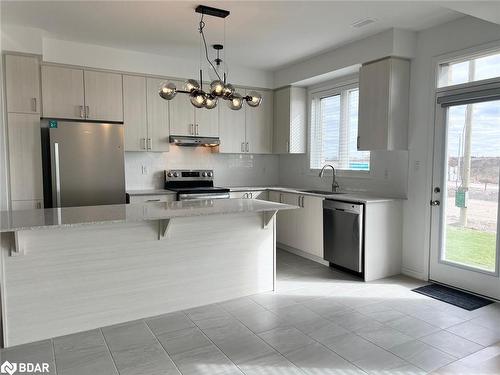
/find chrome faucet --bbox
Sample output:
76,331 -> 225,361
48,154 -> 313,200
319,164 -> 340,192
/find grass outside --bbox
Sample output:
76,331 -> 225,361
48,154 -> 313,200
445,226 -> 497,271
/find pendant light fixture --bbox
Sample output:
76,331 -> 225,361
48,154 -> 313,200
158,5 -> 262,111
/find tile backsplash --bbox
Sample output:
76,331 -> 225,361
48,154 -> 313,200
125,146 -> 280,190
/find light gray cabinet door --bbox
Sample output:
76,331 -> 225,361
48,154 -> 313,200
147,77 -> 170,152
246,89 -> 273,154
195,106 -> 219,137
5,54 -> 40,114
123,75 -> 148,151
219,100 -> 246,153
273,88 -> 290,154
41,65 -> 85,119
84,70 -> 124,122
169,80 -> 195,136
7,113 -> 43,202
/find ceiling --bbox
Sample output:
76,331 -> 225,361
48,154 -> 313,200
1,1 -> 469,71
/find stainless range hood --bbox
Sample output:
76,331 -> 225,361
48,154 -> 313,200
169,135 -> 220,147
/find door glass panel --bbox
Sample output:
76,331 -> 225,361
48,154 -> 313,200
443,100 -> 500,272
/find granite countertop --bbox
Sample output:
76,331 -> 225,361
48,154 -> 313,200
0,199 -> 296,233
227,186 -> 402,203
127,189 -> 176,196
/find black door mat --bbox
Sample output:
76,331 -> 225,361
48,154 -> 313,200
412,283 -> 494,311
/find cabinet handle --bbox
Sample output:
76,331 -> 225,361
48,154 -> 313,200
279,193 -> 283,203
241,142 -> 245,152
243,193 -> 248,199
286,141 -> 290,153
246,142 -> 249,153
141,138 -> 147,150
36,201 -> 42,209
31,98 -> 37,112
195,124 -> 199,135
190,124 -> 194,135
85,106 -> 90,118
146,199 -> 160,202
250,192 -> 253,199
79,106 -> 85,118
147,138 -> 152,150
301,196 -> 305,207
357,136 -> 360,150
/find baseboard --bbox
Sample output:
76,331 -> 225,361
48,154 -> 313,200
277,243 -> 329,266
401,267 -> 428,281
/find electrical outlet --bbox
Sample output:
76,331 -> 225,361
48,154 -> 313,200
141,165 -> 148,175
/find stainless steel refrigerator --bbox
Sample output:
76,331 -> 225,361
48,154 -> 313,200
41,120 -> 126,208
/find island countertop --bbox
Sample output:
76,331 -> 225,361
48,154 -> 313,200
0,199 -> 296,233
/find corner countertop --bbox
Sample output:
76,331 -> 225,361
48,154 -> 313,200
127,189 -> 176,196
227,186 -> 403,204
0,199 -> 296,233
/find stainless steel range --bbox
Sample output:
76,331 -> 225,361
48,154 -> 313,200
164,170 -> 230,201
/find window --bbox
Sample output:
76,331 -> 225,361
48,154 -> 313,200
438,50 -> 500,88
310,84 -> 370,171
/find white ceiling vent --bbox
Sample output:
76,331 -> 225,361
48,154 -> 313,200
351,18 -> 377,29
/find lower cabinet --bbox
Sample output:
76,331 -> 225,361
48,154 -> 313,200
11,200 -> 43,210
269,191 -> 324,259
230,191 -> 268,200
128,194 -> 175,204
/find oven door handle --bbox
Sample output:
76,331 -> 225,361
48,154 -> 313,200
178,193 -> 230,200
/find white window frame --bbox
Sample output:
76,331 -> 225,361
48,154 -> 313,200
308,77 -> 371,177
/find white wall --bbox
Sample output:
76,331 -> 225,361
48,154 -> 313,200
402,16 -> 500,280
125,149 -> 279,190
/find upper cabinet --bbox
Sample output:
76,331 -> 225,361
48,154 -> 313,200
358,57 -> 410,151
146,77 -> 170,152
5,54 -> 41,114
123,76 -> 170,152
41,65 -> 123,122
273,86 -> 306,154
219,88 -> 273,154
84,70 -> 123,122
246,89 -> 273,154
169,80 -> 218,137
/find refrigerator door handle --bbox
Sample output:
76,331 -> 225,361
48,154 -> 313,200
54,142 -> 62,207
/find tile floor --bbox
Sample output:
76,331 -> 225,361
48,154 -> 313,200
1,249 -> 500,375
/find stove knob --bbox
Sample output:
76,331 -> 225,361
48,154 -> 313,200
173,172 -> 179,177
202,172 -> 208,177
207,171 -> 213,177
167,172 -> 173,177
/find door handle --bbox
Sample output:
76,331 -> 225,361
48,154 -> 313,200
54,142 -> 61,207
430,200 -> 441,206
32,98 -> 37,112
147,138 -> 152,150
246,142 -> 249,153
141,138 -> 147,150
241,142 -> 245,152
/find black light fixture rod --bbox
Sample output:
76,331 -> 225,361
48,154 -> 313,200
200,69 -> 203,91
195,5 -> 230,18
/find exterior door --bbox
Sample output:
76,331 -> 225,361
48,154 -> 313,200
430,84 -> 500,299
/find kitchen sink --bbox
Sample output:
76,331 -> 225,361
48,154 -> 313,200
301,190 -> 345,195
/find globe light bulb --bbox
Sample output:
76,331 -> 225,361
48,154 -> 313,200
210,80 -> 225,97
222,83 -> 235,99
228,93 -> 243,110
246,91 -> 262,107
190,91 -> 206,108
185,79 -> 200,93
158,81 -> 177,100
204,94 -> 218,109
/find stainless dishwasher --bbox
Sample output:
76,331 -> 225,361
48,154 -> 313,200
323,199 -> 364,273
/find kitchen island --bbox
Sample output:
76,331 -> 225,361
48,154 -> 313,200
0,199 -> 295,347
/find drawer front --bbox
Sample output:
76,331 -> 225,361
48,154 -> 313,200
129,195 -> 174,204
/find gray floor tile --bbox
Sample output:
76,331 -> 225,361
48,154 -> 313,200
218,297 -> 268,316
184,304 -> 232,322
53,329 -> 118,375
410,309 -> 466,329
320,333 -> 381,362
170,345 -> 243,375
301,298 -> 352,319
238,351 -> 304,375
307,322 -> 350,346
250,293 -> 298,310
356,324 -> 414,350
233,310 -> 288,334
333,311 -> 381,332
352,346 -> 409,373
285,342 -> 365,375
146,312 -> 196,337
157,327 -> 213,357
258,327 -> 315,355
102,321 -> 179,375
447,320 -> 500,347
0,340 -> 56,375
421,330 -> 484,358
390,339 -> 456,372
386,315 -> 441,338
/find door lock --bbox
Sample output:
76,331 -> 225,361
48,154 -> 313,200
430,200 -> 441,206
